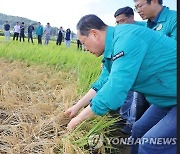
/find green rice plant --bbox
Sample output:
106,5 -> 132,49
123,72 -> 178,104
55,115 -> 120,154
0,36 -> 102,93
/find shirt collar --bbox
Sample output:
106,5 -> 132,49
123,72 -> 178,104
104,26 -> 115,58
147,6 -> 167,28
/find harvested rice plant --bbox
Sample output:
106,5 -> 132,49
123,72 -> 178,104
0,38 -> 125,154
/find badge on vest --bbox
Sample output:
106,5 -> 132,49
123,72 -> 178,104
155,24 -> 163,31
112,51 -> 124,61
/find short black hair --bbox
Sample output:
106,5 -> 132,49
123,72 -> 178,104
76,14 -> 107,36
147,0 -> 163,4
134,0 -> 163,5
22,22 -> 24,24
114,6 -> 134,18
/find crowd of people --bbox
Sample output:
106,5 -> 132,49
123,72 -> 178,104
3,21 -> 74,47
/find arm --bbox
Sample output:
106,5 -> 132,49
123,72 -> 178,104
169,15 -> 177,40
67,35 -> 148,130
65,59 -> 109,118
67,105 -> 94,130
36,28 -> 38,35
41,27 -> 43,35
90,35 -> 148,115
44,27 -> 46,34
75,88 -> 96,109
50,28 -> 52,35
65,88 -> 96,118
90,59 -> 110,91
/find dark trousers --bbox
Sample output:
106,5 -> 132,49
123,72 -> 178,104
77,40 -> 82,50
38,35 -> 42,44
20,33 -> 25,42
28,34 -> 33,43
56,38 -> 62,45
136,93 -> 150,121
110,92 -> 150,124
13,32 -> 19,40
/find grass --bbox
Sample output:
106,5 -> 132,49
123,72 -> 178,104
0,36 -> 123,153
55,115 -> 120,154
0,36 -> 102,93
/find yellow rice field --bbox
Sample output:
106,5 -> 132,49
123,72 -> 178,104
0,58 -> 78,153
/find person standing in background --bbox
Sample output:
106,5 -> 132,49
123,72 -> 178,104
20,22 -> 25,42
64,28 -> 72,47
13,22 -> 20,41
3,21 -> 10,42
134,0 -> 176,39
132,0 -> 177,133
44,22 -> 52,45
77,39 -> 82,50
56,26 -> 63,45
112,6 -> 147,135
114,6 -> 145,26
36,22 -> 43,44
28,23 -> 34,43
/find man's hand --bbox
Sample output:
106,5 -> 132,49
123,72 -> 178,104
65,104 -> 80,118
65,88 -> 96,119
67,105 -> 95,131
67,116 -> 82,131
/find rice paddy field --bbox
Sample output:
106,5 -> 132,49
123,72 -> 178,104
0,37 -> 130,154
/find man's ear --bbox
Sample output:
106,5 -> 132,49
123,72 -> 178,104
151,0 -> 158,5
129,16 -> 134,22
90,29 -> 99,39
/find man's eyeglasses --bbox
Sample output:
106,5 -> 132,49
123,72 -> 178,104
134,2 -> 148,12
